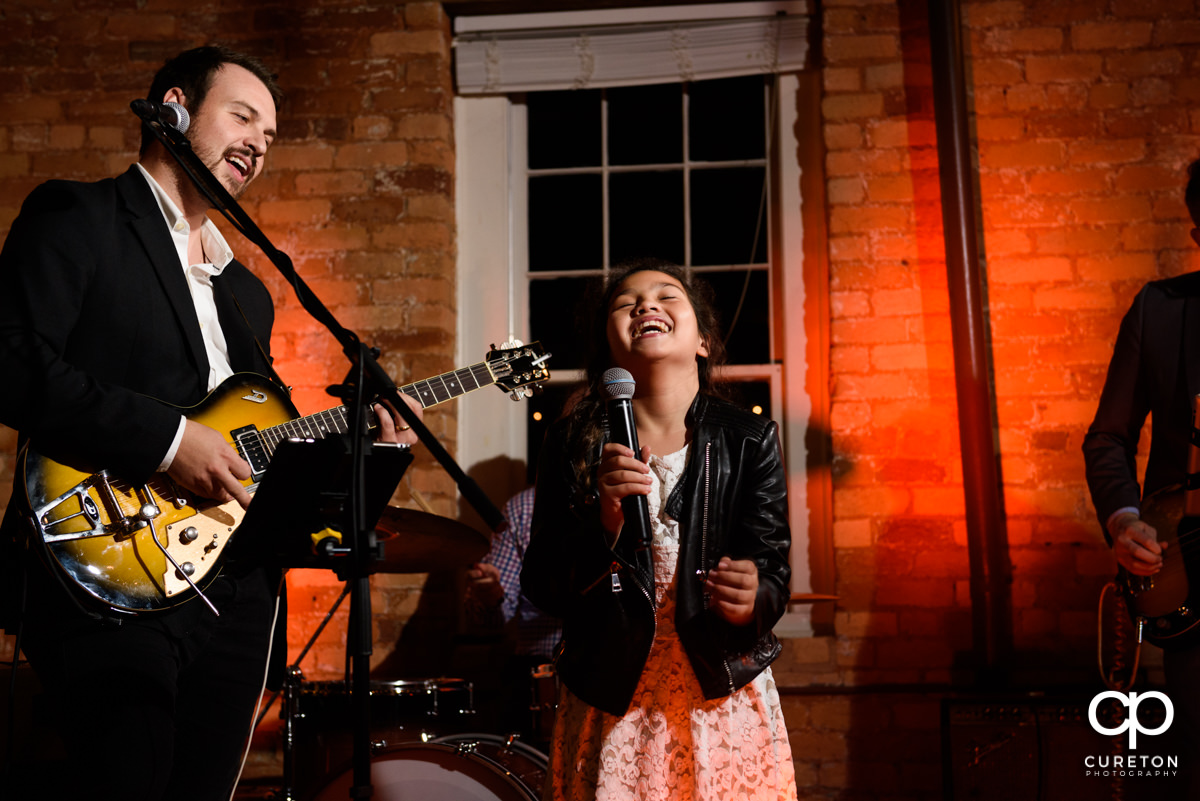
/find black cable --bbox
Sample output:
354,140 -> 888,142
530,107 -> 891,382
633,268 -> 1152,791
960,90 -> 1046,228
3,541 -> 29,796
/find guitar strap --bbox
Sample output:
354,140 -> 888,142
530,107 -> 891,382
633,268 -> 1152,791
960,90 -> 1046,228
227,288 -> 291,398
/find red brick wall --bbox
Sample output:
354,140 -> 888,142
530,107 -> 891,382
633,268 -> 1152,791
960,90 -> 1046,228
0,1 -> 458,680
4,0 -> 1200,796
789,0 -> 1200,796
820,0 -> 1199,678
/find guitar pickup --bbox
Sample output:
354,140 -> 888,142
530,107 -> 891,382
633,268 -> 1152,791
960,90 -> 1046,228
232,425 -> 270,479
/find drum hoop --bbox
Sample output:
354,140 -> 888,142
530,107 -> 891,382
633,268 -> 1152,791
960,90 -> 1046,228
298,677 -> 472,696
312,740 -> 541,801
431,732 -> 548,763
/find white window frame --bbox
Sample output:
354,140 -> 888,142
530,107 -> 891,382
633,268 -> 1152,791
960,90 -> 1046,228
455,11 -> 815,636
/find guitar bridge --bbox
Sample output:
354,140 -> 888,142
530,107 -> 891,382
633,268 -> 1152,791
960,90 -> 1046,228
32,471 -> 145,543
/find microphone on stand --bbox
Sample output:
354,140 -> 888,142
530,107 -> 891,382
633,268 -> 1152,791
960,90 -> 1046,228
602,367 -> 653,552
130,99 -> 191,134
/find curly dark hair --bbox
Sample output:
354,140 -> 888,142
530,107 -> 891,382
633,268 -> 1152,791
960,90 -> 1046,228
560,258 -> 728,491
139,45 -> 283,155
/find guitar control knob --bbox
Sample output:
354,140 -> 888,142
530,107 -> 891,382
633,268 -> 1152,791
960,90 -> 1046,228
181,527 -> 199,543
179,562 -> 196,577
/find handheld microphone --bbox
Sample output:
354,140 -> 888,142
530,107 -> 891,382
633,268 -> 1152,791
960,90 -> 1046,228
130,99 -> 190,134
602,367 -> 653,551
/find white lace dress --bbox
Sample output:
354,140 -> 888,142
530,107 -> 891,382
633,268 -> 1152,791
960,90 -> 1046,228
544,446 -> 797,801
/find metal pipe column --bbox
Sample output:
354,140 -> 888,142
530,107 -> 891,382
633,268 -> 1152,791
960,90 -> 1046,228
926,0 -> 1012,677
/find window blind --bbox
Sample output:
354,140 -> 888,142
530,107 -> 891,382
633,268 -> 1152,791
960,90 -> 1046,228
453,3 -> 810,95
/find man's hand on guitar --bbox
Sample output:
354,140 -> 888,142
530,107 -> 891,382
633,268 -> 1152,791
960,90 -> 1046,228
374,394 -> 423,446
1110,511 -> 1167,576
168,419 -> 254,509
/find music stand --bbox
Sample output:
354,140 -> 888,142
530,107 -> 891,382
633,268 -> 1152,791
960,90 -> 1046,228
232,437 -> 413,573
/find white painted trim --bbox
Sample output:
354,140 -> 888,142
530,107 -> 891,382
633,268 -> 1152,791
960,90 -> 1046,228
776,72 -> 811,600
455,95 -> 532,511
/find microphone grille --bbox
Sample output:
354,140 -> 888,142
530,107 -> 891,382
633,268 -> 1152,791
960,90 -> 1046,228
601,367 -> 635,401
163,101 -> 190,134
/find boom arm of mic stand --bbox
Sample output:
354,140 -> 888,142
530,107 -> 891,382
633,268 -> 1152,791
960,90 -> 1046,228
136,112 -> 504,531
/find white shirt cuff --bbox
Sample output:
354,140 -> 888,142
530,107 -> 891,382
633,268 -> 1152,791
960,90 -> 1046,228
158,416 -> 187,471
1106,506 -> 1140,538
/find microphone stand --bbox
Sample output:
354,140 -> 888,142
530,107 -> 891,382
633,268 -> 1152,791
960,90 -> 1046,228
134,105 -> 505,799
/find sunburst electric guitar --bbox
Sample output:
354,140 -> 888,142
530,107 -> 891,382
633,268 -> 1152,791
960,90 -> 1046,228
22,341 -> 549,615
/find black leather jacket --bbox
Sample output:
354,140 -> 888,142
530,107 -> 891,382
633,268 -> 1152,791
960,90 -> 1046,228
521,393 -> 791,716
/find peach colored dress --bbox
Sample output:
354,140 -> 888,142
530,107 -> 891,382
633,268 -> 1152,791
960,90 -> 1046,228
544,446 -> 797,801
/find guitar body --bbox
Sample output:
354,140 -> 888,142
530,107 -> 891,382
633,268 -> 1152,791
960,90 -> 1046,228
20,342 -> 550,615
1119,485 -> 1200,647
25,375 -> 297,614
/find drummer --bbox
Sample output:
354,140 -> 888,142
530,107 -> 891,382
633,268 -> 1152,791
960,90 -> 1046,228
465,486 -> 562,747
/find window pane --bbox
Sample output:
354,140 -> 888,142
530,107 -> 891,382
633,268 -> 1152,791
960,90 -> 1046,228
529,276 -> 594,370
610,170 -> 684,265
526,381 -> 585,483
726,380 -> 772,419
689,75 -> 766,162
609,83 -> 682,166
529,174 -> 603,272
527,89 -> 601,169
690,167 -> 768,266
701,269 -> 770,365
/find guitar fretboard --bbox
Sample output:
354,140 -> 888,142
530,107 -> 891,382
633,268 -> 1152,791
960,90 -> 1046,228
236,360 -> 499,472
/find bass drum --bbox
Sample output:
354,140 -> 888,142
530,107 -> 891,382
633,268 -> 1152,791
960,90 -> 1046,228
293,678 -> 476,798
312,733 -> 548,801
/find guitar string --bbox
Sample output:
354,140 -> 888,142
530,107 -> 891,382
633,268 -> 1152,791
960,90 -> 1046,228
53,352 -> 538,519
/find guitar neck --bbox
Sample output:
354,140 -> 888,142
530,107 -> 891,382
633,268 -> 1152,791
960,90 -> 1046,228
253,360 -> 498,457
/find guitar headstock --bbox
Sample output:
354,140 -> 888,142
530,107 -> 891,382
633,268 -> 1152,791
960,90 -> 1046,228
486,339 -> 551,400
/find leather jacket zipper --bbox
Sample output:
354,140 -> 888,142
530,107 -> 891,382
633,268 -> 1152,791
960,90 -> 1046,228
709,442 -> 735,691
695,440 -> 736,692
699,441 -> 712,585
581,560 -> 656,629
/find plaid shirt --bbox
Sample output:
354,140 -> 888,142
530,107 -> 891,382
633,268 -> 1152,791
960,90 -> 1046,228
475,486 -> 561,660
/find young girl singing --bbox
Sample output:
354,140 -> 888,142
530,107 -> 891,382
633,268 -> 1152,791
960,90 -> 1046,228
521,260 -> 797,800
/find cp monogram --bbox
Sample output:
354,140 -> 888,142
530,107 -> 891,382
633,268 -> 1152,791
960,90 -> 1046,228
1088,691 -> 1174,750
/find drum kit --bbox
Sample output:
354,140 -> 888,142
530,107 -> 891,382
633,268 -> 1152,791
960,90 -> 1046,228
269,506 -> 553,801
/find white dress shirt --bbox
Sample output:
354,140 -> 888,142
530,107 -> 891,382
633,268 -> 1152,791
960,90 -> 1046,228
135,163 -> 237,470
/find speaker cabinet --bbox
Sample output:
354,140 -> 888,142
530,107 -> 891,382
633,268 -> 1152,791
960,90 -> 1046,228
942,696 -> 1187,801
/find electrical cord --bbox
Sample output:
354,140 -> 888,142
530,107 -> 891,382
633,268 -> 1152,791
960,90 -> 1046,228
1097,581 -> 1142,692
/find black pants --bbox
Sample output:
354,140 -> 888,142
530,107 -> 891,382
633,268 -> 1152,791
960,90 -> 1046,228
16,563 -> 279,801
1163,644 -> 1200,796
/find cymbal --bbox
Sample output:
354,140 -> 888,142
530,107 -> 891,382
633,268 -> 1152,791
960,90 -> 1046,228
372,506 -> 489,573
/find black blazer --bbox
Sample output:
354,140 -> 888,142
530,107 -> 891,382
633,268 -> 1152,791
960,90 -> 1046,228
0,165 -> 275,481
1083,273 -> 1200,540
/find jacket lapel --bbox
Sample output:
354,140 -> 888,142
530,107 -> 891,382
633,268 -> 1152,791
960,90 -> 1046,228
115,167 -> 210,378
212,275 -> 260,374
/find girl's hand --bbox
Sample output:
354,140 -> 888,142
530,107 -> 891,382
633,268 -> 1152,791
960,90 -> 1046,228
706,557 -> 758,626
597,442 -> 651,544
